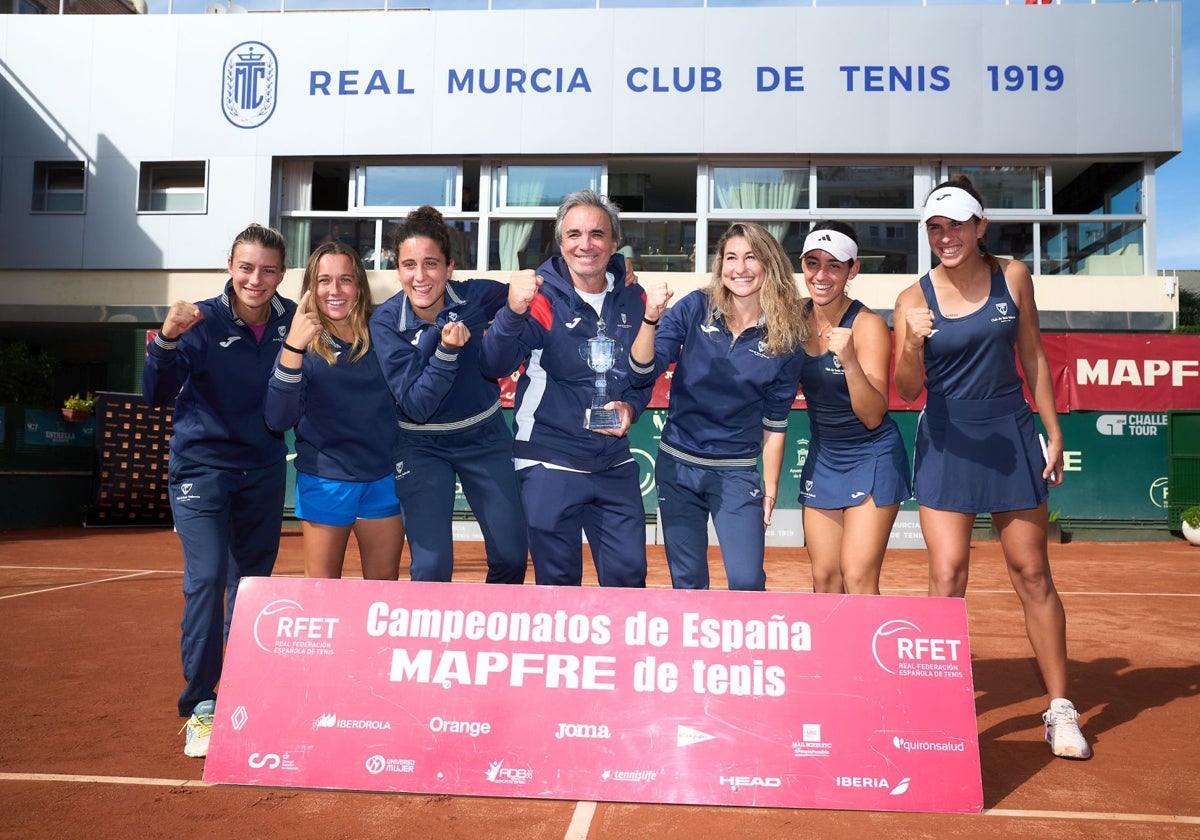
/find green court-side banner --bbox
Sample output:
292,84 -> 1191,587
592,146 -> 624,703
449,409 -> 1169,523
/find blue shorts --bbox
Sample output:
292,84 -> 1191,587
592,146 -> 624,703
295,472 -> 402,526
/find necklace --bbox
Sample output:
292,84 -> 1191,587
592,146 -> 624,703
814,297 -> 850,338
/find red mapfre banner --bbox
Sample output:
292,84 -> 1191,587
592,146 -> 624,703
495,334 -> 1199,415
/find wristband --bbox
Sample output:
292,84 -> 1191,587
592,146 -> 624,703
642,317 -> 660,327
283,341 -> 307,355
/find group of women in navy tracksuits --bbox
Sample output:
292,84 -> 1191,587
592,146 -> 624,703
144,178 -> 1088,763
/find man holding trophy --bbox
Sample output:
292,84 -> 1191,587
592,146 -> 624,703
481,190 -> 653,588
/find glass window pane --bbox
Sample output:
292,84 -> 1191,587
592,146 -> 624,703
1040,221 -> 1143,275
505,165 -> 600,207
488,219 -> 559,270
1052,160 -> 1142,215
858,222 -> 918,274
363,165 -> 456,208
947,165 -> 1045,210
33,161 -> 85,213
816,165 -> 912,209
623,220 -> 697,273
982,222 -> 1034,273
138,162 -> 206,214
712,167 -> 807,211
609,159 -> 696,213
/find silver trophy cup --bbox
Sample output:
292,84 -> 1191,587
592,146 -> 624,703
580,321 -> 621,431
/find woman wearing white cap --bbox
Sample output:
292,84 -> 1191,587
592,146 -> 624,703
893,176 -> 1090,760
798,221 -> 911,595
629,222 -> 806,590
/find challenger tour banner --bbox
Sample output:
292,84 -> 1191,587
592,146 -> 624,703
204,579 -> 983,814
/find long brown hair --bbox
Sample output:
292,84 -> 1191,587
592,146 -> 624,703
300,242 -> 374,364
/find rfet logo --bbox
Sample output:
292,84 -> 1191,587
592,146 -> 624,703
253,598 -> 340,655
871,619 -> 964,678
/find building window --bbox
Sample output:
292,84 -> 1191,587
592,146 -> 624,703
138,161 -> 207,213
815,165 -> 912,209
362,165 -> 456,208
947,165 -> 1045,210
32,161 -> 85,213
498,165 -> 601,208
712,167 -> 808,212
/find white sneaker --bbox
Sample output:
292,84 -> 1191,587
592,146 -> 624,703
1043,698 -> 1092,760
179,699 -> 215,758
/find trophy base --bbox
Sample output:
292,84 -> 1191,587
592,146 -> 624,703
584,408 -> 622,431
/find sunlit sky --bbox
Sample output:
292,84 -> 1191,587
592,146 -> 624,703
141,0 -> 1195,270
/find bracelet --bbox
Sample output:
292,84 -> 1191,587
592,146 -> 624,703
282,341 -> 307,355
642,316 -> 660,327
763,495 -> 776,502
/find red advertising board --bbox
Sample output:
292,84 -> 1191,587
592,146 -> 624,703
204,579 -> 983,814
499,334 -> 1200,414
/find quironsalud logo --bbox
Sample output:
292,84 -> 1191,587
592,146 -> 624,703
222,41 -> 278,129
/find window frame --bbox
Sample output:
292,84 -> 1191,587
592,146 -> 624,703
137,160 -> 209,215
32,160 -> 87,214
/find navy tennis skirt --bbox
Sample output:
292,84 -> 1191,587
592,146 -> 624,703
913,392 -> 1049,514
799,416 -> 912,510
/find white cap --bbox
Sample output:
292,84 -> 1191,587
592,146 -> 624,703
921,186 -> 985,224
801,229 -> 858,262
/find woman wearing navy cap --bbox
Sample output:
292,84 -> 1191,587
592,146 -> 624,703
893,176 -> 1089,760
798,221 -> 910,595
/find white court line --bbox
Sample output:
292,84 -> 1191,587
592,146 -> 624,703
0,772 -> 210,788
563,800 -> 597,840
0,570 -> 162,600
0,774 -> 1197,827
984,807 -> 1200,824
0,565 -> 181,575
0,570 -> 1193,600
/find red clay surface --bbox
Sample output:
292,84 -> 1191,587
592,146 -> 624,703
1,527 -> 1198,840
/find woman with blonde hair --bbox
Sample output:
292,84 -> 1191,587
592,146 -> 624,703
630,222 -> 806,590
265,241 -> 405,581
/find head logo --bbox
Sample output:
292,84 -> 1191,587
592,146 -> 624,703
221,41 -> 278,129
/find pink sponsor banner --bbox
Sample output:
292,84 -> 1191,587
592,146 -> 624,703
204,579 -> 983,814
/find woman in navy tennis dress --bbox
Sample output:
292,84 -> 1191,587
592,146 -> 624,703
798,222 -> 910,595
893,176 -> 1090,760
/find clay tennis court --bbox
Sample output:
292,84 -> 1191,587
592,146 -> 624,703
1,527 -> 1197,840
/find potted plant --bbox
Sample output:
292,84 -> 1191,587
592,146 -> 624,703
62,392 -> 95,422
1182,505 -> 1200,547
1047,509 -> 1062,543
